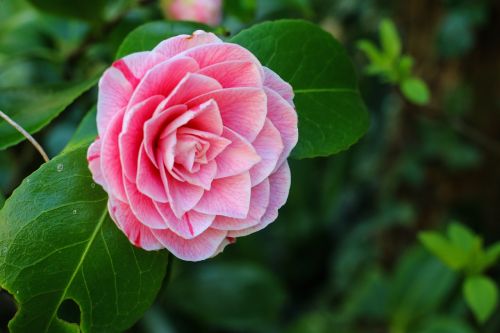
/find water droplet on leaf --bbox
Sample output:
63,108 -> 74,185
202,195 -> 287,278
57,164 -> 64,172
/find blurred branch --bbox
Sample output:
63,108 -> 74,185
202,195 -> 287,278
0,110 -> 49,162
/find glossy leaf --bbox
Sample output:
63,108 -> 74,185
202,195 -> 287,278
0,75 -> 99,150
0,146 -> 168,333
231,19 -> 369,158
0,192 -> 4,209
116,21 -> 212,59
463,275 -> 498,323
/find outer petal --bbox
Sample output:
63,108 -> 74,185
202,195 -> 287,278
123,178 -> 168,229
263,67 -> 294,106
211,179 -> 270,231
153,31 -> 222,59
108,197 -> 163,251
97,52 -> 166,135
128,56 -> 199,107
249,119 -> 284,186
120,95 -> 164,181
197,61 -> 263,88
229,162 -> 291,237
215,127 -> 261,179
194,172 -> 251,218
180,43 -> 263,74
87,138 -> 105,188
265,87 -> 298,168
154,202 -> 215,239
152,228 -> 227,261
161,72 -> 222,109
186,87 -> 267,142
100,109 -> 127,202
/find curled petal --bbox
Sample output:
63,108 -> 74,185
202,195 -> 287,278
153,31 -> 222,59
197,61 -> 263,88
154,202 -> 215,239
123,178 -> 168,229
263,67 -> 294,106
87,138 -> 105,188
215,127 -> 260,178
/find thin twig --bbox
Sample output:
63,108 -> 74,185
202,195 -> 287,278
0,110 -> 49,162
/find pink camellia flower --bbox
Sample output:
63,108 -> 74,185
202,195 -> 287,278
87,31 -> 298,261
162,0 -> 222,26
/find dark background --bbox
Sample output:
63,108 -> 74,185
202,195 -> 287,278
1,0 -> 499,332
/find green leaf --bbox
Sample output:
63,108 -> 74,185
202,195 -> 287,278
463,275 -> 498,323
481,242 -> 500,271
379,19 -> 401,61
25,0 -> 110,23
64,107 -> 97,152
0,192 -> 4,209
398,56 -> 414,79
116,21 -> 213,59
232,20 -> 369,158
0,146 -> 168,333
418,232 -> 465,270
0,75 -> 100,150
401,77 -> 430,105
357,40 -> 385,66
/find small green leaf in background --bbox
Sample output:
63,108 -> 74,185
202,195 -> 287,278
418,232 -> 465,270
0,74 -> 100,151
401,78 -> 430,105
64,107 -> 97,152
463,275 -> 498,323
0,146 -> 168,333
115,21 -> 213,59
232,19 -> 369,159
380,19 -> 401,61
25,0 -> 115,23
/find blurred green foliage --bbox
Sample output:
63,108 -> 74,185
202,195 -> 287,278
1,0 -> 499,332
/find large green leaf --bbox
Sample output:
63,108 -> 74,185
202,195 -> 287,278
0,75 -> 99,150
231,19 -> 369,158
0,146 -> 168,333
116,21 -> 212,59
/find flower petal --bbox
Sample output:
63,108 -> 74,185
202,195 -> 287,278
153,31 -> 222,59
263,67 -> 294,106
197,61 -> 263,88
87,138 -> 105,188
265,87 -> 298,168
136,145 -> 168,203
194,172 -> 251,218
162,72 -> 222,108
211,179 -> 270,231
108,197 -> 163,251
123,178 -> 168,229
229,162 -> 291,237
187,87 -> 267,142
120,95 -> 164,181
152,228 -> 227,261
128,56 -> 199,107
249,119 -> 284,185
215,127 -> 260,178
154,202 -> 215,239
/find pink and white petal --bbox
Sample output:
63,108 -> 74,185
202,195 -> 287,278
177,127 -> 231,161
87,138 -> 105,188
263,67 -> 294,106
180,43 -> 263,73
215,127 -> 260,179
211,236 -> 236,257
174,160 -> 217,190
143,104 -> 187,167
97,69 -> 132,136
100,109 -> 127,202
184,99 -> 223,136
123,178 -> 168,229
128,56 -> 199,107
159,156 -> 204,218
153,31 -> 222,59
136,146 -> 168,203
249,119 -> 284,185
154,202 -> 215,239
120,95 -> 164,181
113,51 -> 167,86
162,72 -> 222,108
211,178 -> 270,231
229,162 -> 291,237
108,197 -> 163,251
194,172 -> 251,218
152,228 -> 227,261
197,61 -> 263,88
187,87 -> 267,142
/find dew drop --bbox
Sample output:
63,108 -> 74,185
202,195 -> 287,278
56,163 -> 64,172
90,183 -> 96,189
72,209 -> 77,215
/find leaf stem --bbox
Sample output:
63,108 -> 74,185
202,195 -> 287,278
0,110 -> 49,162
